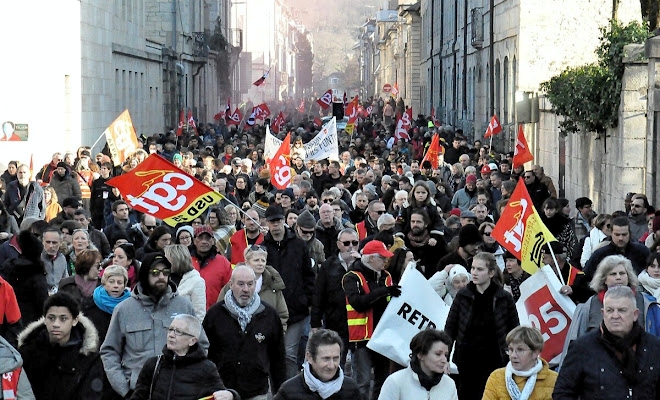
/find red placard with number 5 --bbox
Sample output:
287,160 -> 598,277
524,285 -> 571,362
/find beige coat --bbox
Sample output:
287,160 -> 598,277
219,264 -> 289,331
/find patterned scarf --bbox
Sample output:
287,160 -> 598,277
224,289 -> 261,332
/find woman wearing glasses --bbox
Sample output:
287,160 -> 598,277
444,252 -> 519,400
482,326 -> 558,399
58,248 -> 102,303
220,245 -> 288,330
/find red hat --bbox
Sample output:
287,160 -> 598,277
193,225 -> 215,238
466,174 -> 477,184
450,208 -> 462,217
480,165 -> 491,174
361,240 -> 394,258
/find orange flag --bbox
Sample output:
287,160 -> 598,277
270,132 -> 292,189
512,124 -> 534,168
421,134 -> 443,169
484,115 -> 502,138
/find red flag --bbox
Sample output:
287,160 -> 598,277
253,103 -> 271,120
297,99 -> 305,113
484,115 -> 502,138
394,108 -> 413,141
270,132 -> 292,189
342,92 -> 348,110
107,154 -> 224,226
213,111 -> 224,121
364,105 -> 373,117
271,112 -> 285,134
513,124 -> 534,168
344,96 -> 359,134
253,71 -> 269,86
313,117 -> 322,127
421,134 -> 442,169
227,108 -> 243,126
187,109 -> 196,130
176,109 -> 185,136
317,90 -> 332,109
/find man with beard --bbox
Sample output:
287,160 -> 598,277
628,194 -> 650,243
2,164 -> 45,224
101,253 -> 207,399
451,174 -> 478,211
48,162 -> 81,207
404,209 -> 448,279
227,208 -> 264,266
437,224 -> 482,271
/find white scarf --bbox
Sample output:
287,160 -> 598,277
638,270 -> 660,300
302,361 -> 344,399
505,358 -> 543,400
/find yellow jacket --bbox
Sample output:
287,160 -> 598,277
482,359 -> 557,400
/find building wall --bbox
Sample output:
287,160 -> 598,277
0,1 -> 81,168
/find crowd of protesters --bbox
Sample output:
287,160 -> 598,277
0,95 -> 659,399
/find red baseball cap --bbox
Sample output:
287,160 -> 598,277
194,225 -> 215,238
361,240 -> 394,258
481,165 -> 491,174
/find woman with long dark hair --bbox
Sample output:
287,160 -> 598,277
444,252 -> 520,400
541,197 -> 578,260
0,200 -> 19,244
135,226 -> 172,260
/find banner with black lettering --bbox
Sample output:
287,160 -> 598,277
263,118 -> 339,162
516,265 -> 576,366
367,268 -> 450,366
107,154 -> 223,226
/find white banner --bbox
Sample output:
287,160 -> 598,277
264,118 -> 339,163
367,268 -> 450,366
264,125 -> 282,163
516,265 -> 576,366
304,117 -> 339,161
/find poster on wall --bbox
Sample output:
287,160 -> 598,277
0,121 -> 28,141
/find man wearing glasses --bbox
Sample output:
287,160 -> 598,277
311,228 -> 361,368
355,200 -> 386,240
128,214 -> 158,252
101,253 -> 207,399
628,194 -> 650,243
315,204 -> 345,259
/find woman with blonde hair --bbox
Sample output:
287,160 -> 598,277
483,326 -> 558,399
43,186 -> 62,223
220,244 -> 288,330
164,244 -> 206,321
84,264 -> 131,341
580,213 -> 612,267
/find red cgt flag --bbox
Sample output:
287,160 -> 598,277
395,108 -> 413,141
513,124 -> 534,168
176,109 -> 185,136
297,99 -> 305,113
484,115 -> 502,138
253,71 -> 269,86
270,132 -> 292,189
421,134 -> 443,169
271,112 -> 285,134
317,89 -> 332,110
107,154 -> 223,226
187,109 -> 196,130
227,108 -> 243,126
313,117 -> 322,127
254,103 -> 271,120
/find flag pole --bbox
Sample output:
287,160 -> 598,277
546,245 -> 566,286
90,131 -> 107,153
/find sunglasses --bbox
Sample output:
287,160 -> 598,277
249,244 -> 266,251
299,228 -> 315,235
323,199 -> 334,203
483,231 -> 492,236
149,268 -> 171,277
145,225 -> 156,230
631,204 -> 644,208
375,210 -> 386,215
340,240 -> 359,246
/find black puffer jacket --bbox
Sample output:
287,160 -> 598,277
18,315 -> 104,400
0,231 -> 49,325
131,344 -> 239,400
263,228 -> 315,324
273,373 -> 362,400
311,256 -> 350,340
444,281 -> 519,367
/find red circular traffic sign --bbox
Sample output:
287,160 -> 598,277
383,84 -> 392,93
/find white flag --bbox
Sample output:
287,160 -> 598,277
304,117 -> 339,161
